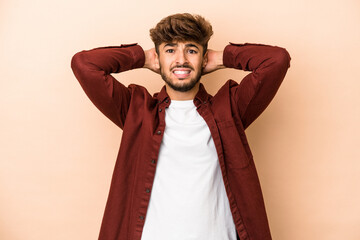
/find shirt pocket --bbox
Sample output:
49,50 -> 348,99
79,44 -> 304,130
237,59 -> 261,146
216,119 -> 253,169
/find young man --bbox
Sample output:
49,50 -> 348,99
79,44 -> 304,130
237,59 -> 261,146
71,13 -> 290,240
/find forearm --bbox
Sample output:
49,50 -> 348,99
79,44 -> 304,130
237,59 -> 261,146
70,44 -> 145,128
71,44 -> 145,78
224,42 -> 291,128
223,42 -> 290,76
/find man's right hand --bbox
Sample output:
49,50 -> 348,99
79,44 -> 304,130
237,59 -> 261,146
144,48 -> 160,74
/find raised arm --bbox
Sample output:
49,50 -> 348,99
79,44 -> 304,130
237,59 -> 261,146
223,43 -> 291,129
71,44 -> 145,129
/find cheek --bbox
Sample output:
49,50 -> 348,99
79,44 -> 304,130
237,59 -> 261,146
196,60 -> 204,70
159,59 -> 172,69
194,57 -> 205,68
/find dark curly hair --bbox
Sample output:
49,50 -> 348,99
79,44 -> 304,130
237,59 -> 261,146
150,13 -> 213,55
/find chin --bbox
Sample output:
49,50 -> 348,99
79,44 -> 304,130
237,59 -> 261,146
161,70 -> 202,92
166,79 -> 200,92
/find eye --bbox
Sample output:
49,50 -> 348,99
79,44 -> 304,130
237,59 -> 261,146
165,49 -> 174,53
188,49 -> 198,54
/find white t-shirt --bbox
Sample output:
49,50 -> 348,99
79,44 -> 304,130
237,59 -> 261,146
141,100 -> 236,240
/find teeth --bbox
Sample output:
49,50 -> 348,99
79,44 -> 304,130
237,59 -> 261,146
174,70 -> 190,74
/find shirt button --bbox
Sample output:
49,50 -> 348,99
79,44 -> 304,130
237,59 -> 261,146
156,130 -> 161,135
139,216 -> 144,220
151,159 -> 156,164
145,188 -> 150,193
165,99 -> 169,103
159,108 -> 162,112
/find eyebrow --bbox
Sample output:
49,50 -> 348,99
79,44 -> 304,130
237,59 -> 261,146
185,43 -> 200,50
164,43 -> 177,48
164,43 -> 200,50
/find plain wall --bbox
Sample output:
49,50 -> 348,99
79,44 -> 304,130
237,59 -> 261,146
1,0 -> 359,239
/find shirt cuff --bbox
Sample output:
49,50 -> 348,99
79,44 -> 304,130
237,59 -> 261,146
223,42 -> 244,69
120,43 -> 145,69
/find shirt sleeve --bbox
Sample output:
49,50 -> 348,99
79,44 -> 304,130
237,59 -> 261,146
223,43 -> 291,129
71,44 -> 145,129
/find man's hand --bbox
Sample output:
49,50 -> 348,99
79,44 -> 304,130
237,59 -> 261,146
202,49 -> 225,75
144,48 -> 160,74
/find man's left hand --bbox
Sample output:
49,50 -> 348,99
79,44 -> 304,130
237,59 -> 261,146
202,49 -> 225,75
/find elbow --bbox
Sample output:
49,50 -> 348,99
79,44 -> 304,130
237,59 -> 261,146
71,50 -> 94,87
71,51 -> 86,72
265,48 -> 291,83
71,51 -> 93,82
266,47 -> 291,79
275,47 -> 291,69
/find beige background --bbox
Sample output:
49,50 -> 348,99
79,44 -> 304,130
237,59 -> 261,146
1,0 -> 359,239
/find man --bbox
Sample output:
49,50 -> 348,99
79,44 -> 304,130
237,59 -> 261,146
71,13 -> 290,240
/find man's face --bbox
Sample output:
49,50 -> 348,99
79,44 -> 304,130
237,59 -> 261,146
156,41 -> 207,92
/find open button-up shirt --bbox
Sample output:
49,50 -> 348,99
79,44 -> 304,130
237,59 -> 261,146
71,42 -> 291,240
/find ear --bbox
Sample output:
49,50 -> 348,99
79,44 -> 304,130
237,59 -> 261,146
202,51 -> 208,68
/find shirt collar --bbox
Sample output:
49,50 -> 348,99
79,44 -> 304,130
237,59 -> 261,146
155,83 -> 211,105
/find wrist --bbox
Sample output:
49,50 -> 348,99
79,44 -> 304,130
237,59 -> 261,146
143,49 -> 151,69
209,50 -> 224,70
215,50 -> 225,69
143,48 -> 160,73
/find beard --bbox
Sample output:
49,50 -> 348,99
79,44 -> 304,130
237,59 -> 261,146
160,64 -> 203,92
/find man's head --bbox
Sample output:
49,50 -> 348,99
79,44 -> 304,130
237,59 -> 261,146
150,13 -> 213,56
149,13 -> 213,94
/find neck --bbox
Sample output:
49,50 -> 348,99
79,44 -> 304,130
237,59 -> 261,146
165,83 -> 200,100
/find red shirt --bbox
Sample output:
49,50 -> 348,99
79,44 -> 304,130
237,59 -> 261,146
71,42 -> 291,240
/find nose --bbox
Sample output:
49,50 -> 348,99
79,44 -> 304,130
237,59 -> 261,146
175,50 -> 188,65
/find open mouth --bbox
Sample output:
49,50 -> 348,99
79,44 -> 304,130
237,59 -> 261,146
172,68 -> 191,79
